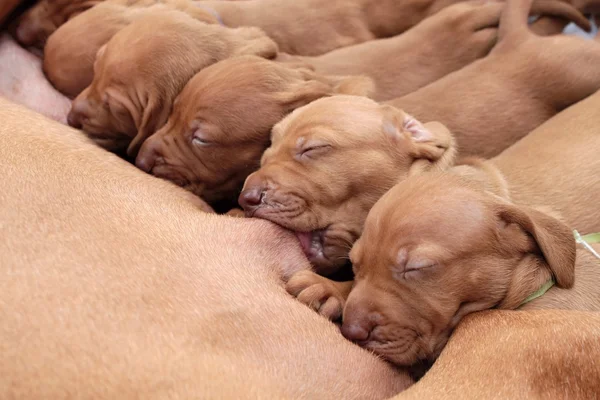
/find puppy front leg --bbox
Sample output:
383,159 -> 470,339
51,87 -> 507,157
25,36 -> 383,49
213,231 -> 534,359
286,270 -> 352,321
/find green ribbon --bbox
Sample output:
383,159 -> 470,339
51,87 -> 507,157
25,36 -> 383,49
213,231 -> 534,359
519,279 -> 555,308
519,230 -> 600,308
574,230 -> 600,259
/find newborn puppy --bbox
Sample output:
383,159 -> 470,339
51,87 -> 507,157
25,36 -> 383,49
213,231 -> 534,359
135,56 -> 372,205
240,96 -> 456,275
385,0 -> 598,158
12,0 -> 104,49
242,0 -> 599,278
342,172 -> 600,367
276,0 -> 590,101
293,81 -> 600,365
0,33 -> 71,124
194,0 -> 507,56
44,0 -> 220,97
67,9 -> 277,157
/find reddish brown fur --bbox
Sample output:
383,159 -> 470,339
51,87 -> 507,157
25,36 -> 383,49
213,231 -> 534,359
134,56 -> 372,205
337,88 -> 600,367
0,0 -> 22,27
196,0 -> 516,56
388,0 -> 599,158
66,8 -> 277,157
0,97 -> 412,399
395,311 -> 600,399
240,96 -> 456,275
277,0 -> 590,101
13,0 -> 104,48
43,0 -> 220,98
241,0 -> 599,277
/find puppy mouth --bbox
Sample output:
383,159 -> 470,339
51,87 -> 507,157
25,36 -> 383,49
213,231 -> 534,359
151,164 -> 192,188
295,230 -> 325,261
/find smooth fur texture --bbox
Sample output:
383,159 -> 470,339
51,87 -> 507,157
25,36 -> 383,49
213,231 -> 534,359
43,0 -> 220,97
66,7 -> 277,157
337,87 -> 600,367
135,56 -> 373,205
0,97 -> 412,399
276,0 -> 590,101
241,0 -> 600,275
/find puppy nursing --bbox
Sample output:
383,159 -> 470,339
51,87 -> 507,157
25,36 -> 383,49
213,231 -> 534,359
340,82 -> 600,367
4,0 -> 600,392
66,9 -> 277,156
135,56 -> 370,204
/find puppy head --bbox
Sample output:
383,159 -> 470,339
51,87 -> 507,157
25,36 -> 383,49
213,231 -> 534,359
135,56 -> 370,204
44,2 -> 135,98
341,172 -> 575,367
239,97 -> 456,275
14,0 -> 101,49
68,8 -> 278,157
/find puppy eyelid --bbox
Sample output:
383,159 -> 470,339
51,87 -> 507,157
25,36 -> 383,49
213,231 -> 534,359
192,130 -> 213,146
297,144 -> 332,159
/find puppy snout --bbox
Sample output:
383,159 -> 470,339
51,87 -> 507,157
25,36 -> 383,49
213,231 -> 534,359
67,99 -> 90,129
15,22 -> 35,46
341,322 -> 372,342
136,138 -> 162,173
238,187 -> 265,212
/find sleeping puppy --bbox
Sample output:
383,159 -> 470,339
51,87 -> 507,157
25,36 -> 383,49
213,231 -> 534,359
276,0 -> 590,101
240,96 -> 456,276
12,0 -> 165,49
341,174 -> 600,367
193,0 -> 513,56
289,81 -> 600,361
385,0 -> 599,158
135,56 -> 372,205
44,0 -> 220,97
12,0 -> 105,49
240,0 -> 600,275
67,8 -> 277,158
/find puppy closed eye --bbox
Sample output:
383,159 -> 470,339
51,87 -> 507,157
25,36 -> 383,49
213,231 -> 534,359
297,143 -> 332,159
393,259 -> 436,280
192,130 -> 214,147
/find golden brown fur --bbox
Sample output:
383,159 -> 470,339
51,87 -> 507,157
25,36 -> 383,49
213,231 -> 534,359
335,88 -> 600,367
0,97 -> 412,399
135,56 -> 373,205
241,0 -> 600,277
13,0 -> 103,48
240,96 -> 457,275
66,8 -> 277,157
276,0 -> 590,101
395,311 -> 600,399
0,0 -> 22,27
388,0 -> 599,158
43,0 -> 219,97
196,0 -> 511,56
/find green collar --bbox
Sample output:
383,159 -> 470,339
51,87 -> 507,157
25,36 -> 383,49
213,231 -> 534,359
519,278 -> 555,307
574,230 -> 600,259
519,230 -> 600,308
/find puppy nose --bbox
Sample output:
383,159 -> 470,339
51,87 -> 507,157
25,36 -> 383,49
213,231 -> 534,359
15,23 -> 35,46
135,137 -> 161,173
238,187 -> 264,211
67,99 -> 89,129
341,321 -> 372,342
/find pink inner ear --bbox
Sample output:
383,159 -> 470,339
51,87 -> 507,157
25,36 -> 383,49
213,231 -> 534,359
403,115 -> 432,143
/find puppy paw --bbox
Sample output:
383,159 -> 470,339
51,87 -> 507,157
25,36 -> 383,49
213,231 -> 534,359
285,270 -> 352,321
225,208 -> 246,218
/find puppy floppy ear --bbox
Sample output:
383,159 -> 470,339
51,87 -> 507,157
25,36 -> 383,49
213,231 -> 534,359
126,94 -> 172,157
231,27 -> 278,59
494,201 -> 576,308
380,105 -> 457,175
